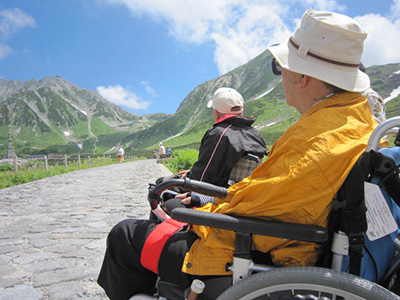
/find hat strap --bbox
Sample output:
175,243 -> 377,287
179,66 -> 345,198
289,38 -> 360,68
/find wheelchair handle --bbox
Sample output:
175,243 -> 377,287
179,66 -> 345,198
367,117 -> 400,151
151,177 -> 227,199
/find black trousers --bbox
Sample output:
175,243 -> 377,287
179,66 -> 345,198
97,219 -> 199,300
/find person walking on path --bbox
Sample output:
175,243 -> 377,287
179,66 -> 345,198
158,142 -> 166,156
117,146 -> 125,163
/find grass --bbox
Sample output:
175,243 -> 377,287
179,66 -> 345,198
164,149 -> 199,174
0,148 -> 197,189
0,156 -> 143,189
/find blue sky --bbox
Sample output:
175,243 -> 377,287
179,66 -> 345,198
1,0 -> 400,115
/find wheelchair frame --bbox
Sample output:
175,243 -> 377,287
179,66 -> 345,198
132,117 -> 400,300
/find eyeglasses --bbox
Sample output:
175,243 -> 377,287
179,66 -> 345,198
272,57 -> 282,76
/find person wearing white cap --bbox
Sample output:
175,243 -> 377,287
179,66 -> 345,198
97,10 -> 382,299
158,87 -> 267,212
158,142 -> 166,155
179,87 -> 267,187
206,87 -> 244,116
116,146 -> 125,163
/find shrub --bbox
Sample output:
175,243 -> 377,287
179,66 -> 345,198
0,163 -> 13,172
27,159 -> 45,169
10,173 -> 34,185
165,149 -> 199,173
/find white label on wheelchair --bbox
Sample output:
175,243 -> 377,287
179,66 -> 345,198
365,182 -> 398,241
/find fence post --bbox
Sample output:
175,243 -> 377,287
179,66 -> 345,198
88,156 -> 91,168
97,156 -> 100,166
64,154 -> 67,169
78,154 -> 81,169
103,155 -> 106,164
45,156 -> 48,171
13,157 -> 18,173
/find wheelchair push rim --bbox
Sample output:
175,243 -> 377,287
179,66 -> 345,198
216,267 -> 399,300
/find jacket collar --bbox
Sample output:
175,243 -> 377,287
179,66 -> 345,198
214,114 -> 256,126
303,92 -> 363,118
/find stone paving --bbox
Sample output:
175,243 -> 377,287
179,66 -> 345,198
0,159 -> 171,300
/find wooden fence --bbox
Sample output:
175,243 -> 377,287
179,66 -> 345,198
10,154 -> 136,173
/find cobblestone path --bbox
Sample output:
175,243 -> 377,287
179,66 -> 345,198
0,159 -> 171,300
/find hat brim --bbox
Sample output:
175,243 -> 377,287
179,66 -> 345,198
268,42 -> 370,92
206,99 -> 213,108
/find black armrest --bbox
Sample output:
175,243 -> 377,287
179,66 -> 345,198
171,208 -> 328,243
152,178 -> 227,199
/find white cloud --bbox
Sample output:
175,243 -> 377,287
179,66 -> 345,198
355,13 -> 400,67
105,0 -> 235,43
0,8 -> 36,38
211,2 -> 291,74
108,0 -> 398,74
97,84 -> 150,110
391,0 -> 400,19
303,0 -> 345,11
141,81 -> 158,97
0,8 -> 36,59
0,44 -> 12,59
105,0 -> 292,74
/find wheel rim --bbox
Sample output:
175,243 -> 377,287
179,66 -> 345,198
240,283 -> 367,300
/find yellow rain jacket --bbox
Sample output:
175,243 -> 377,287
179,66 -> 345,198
181,92 -> 379,275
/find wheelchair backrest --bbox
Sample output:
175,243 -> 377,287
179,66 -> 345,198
325,146 -> 400,283
228,153 -> 262,186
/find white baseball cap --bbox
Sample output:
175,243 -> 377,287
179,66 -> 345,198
207,87 -> 244,114
268,9 -> 370,92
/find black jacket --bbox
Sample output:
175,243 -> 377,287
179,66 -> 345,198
188,115 -> 267,187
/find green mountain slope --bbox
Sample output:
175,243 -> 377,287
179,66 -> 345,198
125,60 -> 400,153
0,77 -> 170,155
1,58 -> 399,158
122,50 -> 284,151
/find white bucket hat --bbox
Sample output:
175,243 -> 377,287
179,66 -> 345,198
207,87 -> 244,114
268,9 -> 370,92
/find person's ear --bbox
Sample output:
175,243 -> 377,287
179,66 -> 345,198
297,74 -> 309,88
213,110 -> 220,121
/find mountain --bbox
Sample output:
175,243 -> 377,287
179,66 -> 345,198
1,52 -> 400,157
123,51 -> 400,153
121,50 -> 290,151
0,77 -> 169,155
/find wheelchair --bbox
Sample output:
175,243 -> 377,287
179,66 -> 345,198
131,117 -> 400,300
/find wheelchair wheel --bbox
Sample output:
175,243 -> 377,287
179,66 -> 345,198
216,267 -> 399,300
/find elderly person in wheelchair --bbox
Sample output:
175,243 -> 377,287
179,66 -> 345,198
98,9 -> 400,300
